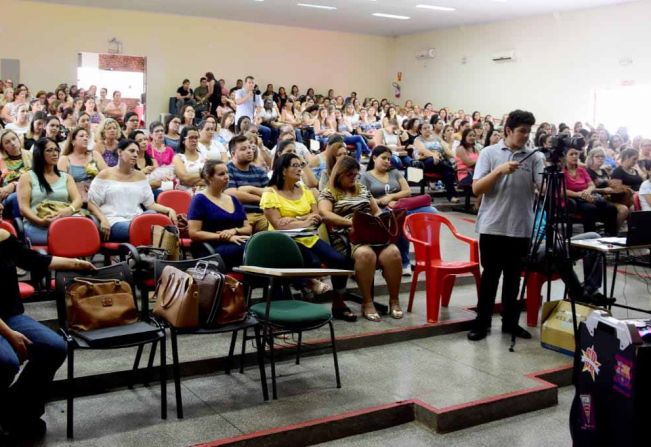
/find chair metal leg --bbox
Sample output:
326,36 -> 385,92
226,330 -> 238,375
170,330 -> 184,419
160,335 -> 167,420
266,325 -> 277,400
239,328 -> 248,374
328,321 -> 341,389
295,331 -> 302,365
66,344 -> 74,439
131,345 -> 145,389
254,325 -> 269,401
143,341 -> 157,387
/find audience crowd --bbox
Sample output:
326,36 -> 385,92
1,73 -> 651,442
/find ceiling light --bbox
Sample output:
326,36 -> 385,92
297,3 -> 337,10
416,4 -> 456,11
372,13 -> 411,20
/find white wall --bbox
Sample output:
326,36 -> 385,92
0,0 -> 392,122
390,0 -> 651,128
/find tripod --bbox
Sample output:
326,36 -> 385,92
510,163 -> 580,351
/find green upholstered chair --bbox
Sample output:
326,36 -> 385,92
244,231 -> 341,399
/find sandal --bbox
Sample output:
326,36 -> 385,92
389,302 -> 404,319
309,280 -> 332,295
332,306 -> 358,322
361,304 -> 381,322
449,197 -> 461,204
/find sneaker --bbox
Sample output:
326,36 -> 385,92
402,265 -> 412,276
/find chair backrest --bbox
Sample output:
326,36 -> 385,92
403,213 -> 458,262
157,190 -> 192,214
153,253 -> 226,282
633,193 -> 641,211
129,213 -> 174,247
0,220 -> 17,237
48,217 -> 101,258
244,232 -> 304,268
54,262 -> 135,329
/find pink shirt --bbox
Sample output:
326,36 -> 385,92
455,149 -> 479,181
564,167 -> 592,192
146,143 -> 175,166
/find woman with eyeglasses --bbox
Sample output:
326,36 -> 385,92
585,147 -> 629,230
17,138 -> 82,245
260,153 -> 355,321
197,119 -> 228,162
121,112 -> 140,140
163,115 -> 181,153
172,126 -> 206,192
319,156 -> 403,322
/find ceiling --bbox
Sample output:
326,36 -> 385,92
32,0 -> 636,36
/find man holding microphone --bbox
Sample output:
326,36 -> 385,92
467,110 -> 544,341
235,76 -> 272,146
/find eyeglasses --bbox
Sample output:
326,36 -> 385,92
186,135 -> 199,140
290,163 -> 306,169
45,148 -> 61,153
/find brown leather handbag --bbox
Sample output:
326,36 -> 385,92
66,278 -> 138,332
188,261 -> 247,327
153,266 -> 200,329
349,209 -> 406,245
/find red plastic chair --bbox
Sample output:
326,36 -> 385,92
101,213 -> 175,264
633,193 -> 641,211
403,213 -> 480,323
0,220 -> 35,300
522,270 -> 562,327
157,190 -> 192,253
48,217 -> 101,258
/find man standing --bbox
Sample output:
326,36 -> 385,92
235,75 -> 271,147
224,135 -> 269,233
468,110 -> 544,341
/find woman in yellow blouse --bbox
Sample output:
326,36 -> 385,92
260,152 -> 356,322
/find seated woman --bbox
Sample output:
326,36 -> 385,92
272,139 -> 318,189
22,111 -> 47,151
187,160 -> 250,270
319,156 -> 403,322
58,127 -> 107,203
361,146 -> 437,275
414,122 -> 458,203
585,147 -> 629,231
333,109 -> 370,161
455,128 -> 479,187
197,119 -> 228,162
88,139 -> 177,242
94,118 -> 121,167
219,112 -> 236,144
611,148 -> 643,192
121,112 -> 140,140
0,129 -> 33,218
147,121 -> 175,168
173,126 -> 206,193
164,115 -> 182,153
261,153 -> 356,321
0,228 -> 94,441
17,138 -> 83,245
373,118 -> 412,169
564,147 -> 617,236
245,130 -> 273,171
317,141 -> 348,191
129,130 -> 164,194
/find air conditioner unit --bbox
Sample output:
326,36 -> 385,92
416,48 -> 436,60
491,50 -> 515,62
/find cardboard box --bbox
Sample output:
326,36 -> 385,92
540,300 -> 603,356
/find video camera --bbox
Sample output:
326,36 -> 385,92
542,134 -> 586,165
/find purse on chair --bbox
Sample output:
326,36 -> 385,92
349,209 -> 406,245
153,266 -> 200,329
151,225 -> 180,260
391,194 -> 432,211
66,278 -> 138,332
187,261 -> 247,327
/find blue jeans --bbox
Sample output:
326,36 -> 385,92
193,241 -> 245,272
0,314 -> 67,423
397,206 -> 438,267
391,155 -> 414,170
344,135 -> 370,161
258,125 -> 272,148
297,239 -> 352,292
422,157 -> 457,200
2,192 -> 21,219
24,221 -> 49,246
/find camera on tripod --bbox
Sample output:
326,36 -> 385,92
253,85 -> 261,96
542,135 -> 586,165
